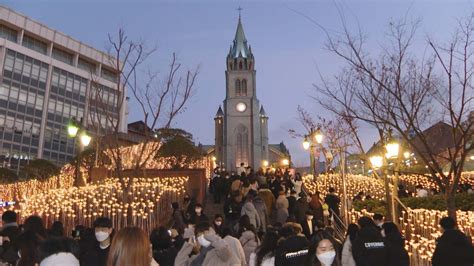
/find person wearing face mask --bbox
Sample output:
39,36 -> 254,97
174,222 -> 240,266
189,203 -> 209,225
81,217 -> 113,266
309,231 -> 342,266
213,215 -> 224,237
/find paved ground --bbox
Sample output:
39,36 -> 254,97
204,193 -> 224,219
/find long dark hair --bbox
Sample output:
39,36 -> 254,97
238,215 -> 258,242
346,223 -> 359,242
382,222 -> 405,246
256,230 -> 279,265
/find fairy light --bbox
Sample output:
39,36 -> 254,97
302,173 -> 474,266
16,176 -> 189,235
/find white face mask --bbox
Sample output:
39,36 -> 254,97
197,235 -> 211,247
316,250 -> 336,266
215,221 -> 222,226
195,208 -> 202,214
95,231 -> 110,242
307,216 -> 314,221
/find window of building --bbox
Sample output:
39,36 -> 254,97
22,35 -> 47,55
52,47 -> 73,66
0,25 -> 17,43
78,57 -> 96,73
235,79 -> 241,96
101,68 -> 118,83
241,79 -> 247,96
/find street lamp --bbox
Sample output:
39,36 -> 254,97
369,155 -> 383,169
80,133 -> 92,147
262,160 -> 269,167
385,142 -> 400,159
68,124 -> 79,138
67,117 -> 91,187
314,129 -> 323,144
302,127 -> 323,177
303,137 -> 310,150
282,158 -> 289,166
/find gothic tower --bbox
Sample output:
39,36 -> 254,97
214,15 -> 269,171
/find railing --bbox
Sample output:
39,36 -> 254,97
329,208 -> 347,241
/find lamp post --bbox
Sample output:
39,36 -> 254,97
386,140 -> 400,225
369,133 -> 403,224
302,127 -> 323,177
369,154 -> 393,221
68,117 -> 92,187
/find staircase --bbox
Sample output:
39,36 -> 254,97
204,193 -> 225,220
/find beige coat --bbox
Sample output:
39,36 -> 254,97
239,231 -> 260,264
224,235 -> 247,266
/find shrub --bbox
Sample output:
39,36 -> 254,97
22,159 -> 60,180
0,168 -> 18,183
352,193 -> 474,213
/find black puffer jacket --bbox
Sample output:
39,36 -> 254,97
275,235 -> 310,266
352,225 -> 388,266
432,229 -> 474,266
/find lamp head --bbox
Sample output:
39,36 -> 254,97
67,124 -> 79,137
80,133 -> 92,146
369,155 -> 383,169
314,129 -> 323,144
303,137 -> 310,150
385,142 -> 400,159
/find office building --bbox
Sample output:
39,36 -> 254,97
0,6 -> 127,171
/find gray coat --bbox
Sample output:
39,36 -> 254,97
252,196 -> 268,232
241,201 -> 261,230
174,233 -> 241,266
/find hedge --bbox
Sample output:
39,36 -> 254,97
352,193 -> 474,215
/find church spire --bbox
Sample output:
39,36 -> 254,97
229,10 -> 251,59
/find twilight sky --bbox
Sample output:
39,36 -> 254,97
3,0 -> 473,166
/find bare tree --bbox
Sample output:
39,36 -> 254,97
87,28 -> 198,190
127,53 -> 198,173
314,12 -> 473,220
289,106 -> 358,172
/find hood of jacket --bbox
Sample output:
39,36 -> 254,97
40,252 -> 79,266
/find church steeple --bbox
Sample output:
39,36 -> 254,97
230,16 -> 249,58
227,12 -> 254,71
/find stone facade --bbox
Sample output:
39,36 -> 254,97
214,16 -> 269,171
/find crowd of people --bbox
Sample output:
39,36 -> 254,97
0,165 -> 472,266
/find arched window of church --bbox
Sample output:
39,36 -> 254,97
229,63 -> 233,70
241,79 -> 247,96
235,124 -> 249,167
249,62 -> 252,70
235,79 -> 241,96
239,61 -> 243,70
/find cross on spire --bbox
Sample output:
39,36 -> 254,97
237,6 -> 242,20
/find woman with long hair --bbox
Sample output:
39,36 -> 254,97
249,230 -> 279,266
382,222 -> 409,266
341,223 -> 359,266
308,230 -> 342,266
107,227 -> 158,266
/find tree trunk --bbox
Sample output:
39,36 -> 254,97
445,190 -> 457,223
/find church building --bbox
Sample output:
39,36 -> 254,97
203,15 -> 290,171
